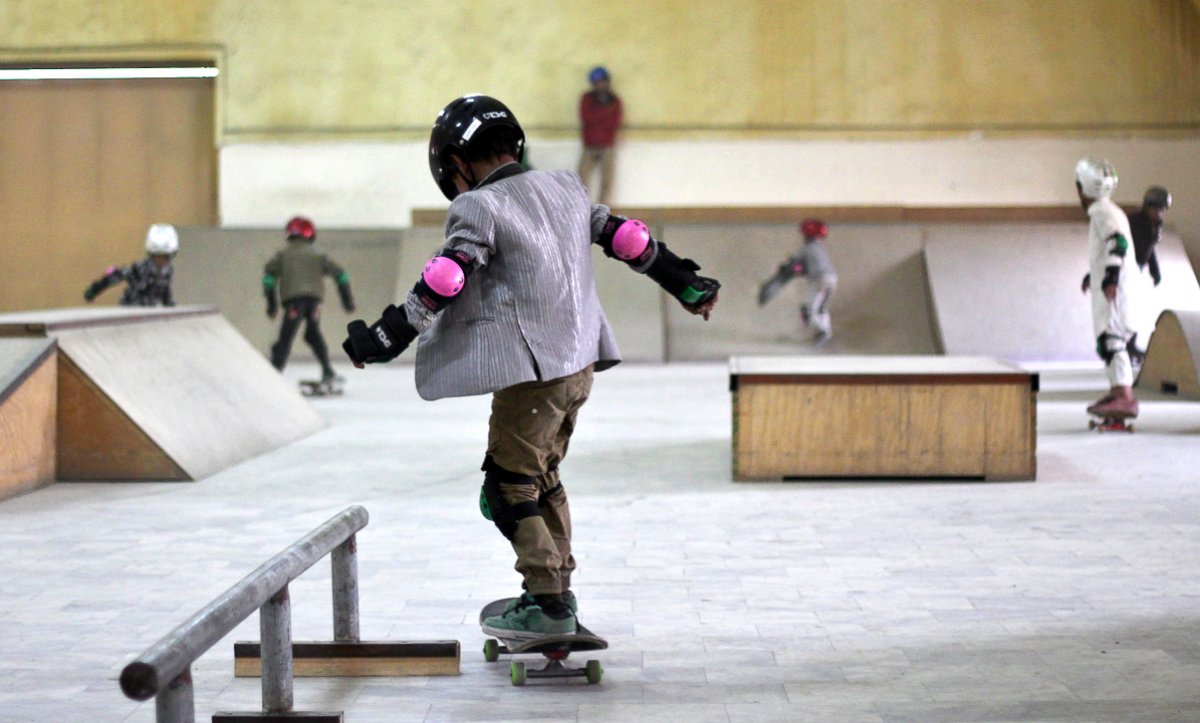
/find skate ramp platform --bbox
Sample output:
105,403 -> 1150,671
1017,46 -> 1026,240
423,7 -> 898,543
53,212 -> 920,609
1137,310 -> 1200,400
0,306 -> 325,481
0,338 -> 56,499
924,225 -> 1200,362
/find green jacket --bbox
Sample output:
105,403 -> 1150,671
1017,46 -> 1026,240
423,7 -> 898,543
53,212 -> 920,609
264,240 -> 348,302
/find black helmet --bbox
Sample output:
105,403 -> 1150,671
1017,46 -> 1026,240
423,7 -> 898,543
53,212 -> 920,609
429,95 -> 525,201
1144,185 -> 1172,209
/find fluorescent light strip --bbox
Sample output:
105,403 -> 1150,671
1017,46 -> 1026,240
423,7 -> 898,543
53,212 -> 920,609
0,67 -> 218,81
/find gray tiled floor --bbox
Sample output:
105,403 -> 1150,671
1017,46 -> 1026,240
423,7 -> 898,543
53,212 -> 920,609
1,361 -> 1198,722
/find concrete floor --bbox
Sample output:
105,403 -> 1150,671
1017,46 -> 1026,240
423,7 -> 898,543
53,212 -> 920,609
1,361 -> 1198,722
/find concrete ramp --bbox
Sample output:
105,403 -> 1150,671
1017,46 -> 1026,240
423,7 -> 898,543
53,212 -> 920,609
0,338 -> 56,498
1137,310 -> 1200,399
0,306 -> 325,481
924,224 -> 1200,361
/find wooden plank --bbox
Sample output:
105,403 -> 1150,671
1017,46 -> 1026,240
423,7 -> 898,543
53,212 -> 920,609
213,713 -> 342,722
233,640 -> 461,678
732,372 -> 1035,481
411,205 -> 1082,228
56,353 -> 187,481
0,348 -> 56,499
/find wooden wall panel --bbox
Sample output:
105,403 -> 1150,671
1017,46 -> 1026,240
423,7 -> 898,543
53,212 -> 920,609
0,78 -> 215,312
0,351 -> 56,498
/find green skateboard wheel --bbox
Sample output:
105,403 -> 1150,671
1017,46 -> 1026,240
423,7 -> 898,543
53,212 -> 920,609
483,639 -> 499,662
585,659 -> 603,684
510,661 -> 527,686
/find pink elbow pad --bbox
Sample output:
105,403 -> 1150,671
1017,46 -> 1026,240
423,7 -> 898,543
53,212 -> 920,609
612,219 -> 651,261
423,256 -> 466,297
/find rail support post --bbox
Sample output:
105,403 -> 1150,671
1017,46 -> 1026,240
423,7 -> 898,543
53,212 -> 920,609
331,534 -> 359,642
155,669 -> 194,723
260,585 -> 293,714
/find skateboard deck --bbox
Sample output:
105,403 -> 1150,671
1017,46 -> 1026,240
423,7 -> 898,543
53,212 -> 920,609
479,597 -> 606,685
300,379 -> 344,397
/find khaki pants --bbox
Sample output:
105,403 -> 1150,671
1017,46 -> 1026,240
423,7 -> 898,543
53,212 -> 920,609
487,365 -> 593,595
578,146 -> 616,205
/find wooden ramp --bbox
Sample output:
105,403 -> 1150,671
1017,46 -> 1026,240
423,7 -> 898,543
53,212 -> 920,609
0,306 -> 325,481
1137,310 -> 1200,400
0,338 -> 57,499
924,225 -> 1200,361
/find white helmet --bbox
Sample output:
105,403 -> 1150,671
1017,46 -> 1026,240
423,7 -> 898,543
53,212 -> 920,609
145,223 -> 179,255
1074,157 -> 1118,200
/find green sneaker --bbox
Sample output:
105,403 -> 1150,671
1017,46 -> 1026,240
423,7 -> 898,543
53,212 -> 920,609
483,599 -> 576,641
503,590 -> 579,615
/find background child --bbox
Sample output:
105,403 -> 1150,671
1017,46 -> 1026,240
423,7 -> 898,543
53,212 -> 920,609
263,216 -> 355,384
83,223 -> 178,307
758,218 -> 838,345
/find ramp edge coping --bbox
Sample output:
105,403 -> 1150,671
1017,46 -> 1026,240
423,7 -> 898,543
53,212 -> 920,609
0,305 -> 219,334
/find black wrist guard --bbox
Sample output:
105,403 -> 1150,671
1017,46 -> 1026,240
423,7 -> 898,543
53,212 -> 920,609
645,242 -> 722,309
343,304 -> 418,365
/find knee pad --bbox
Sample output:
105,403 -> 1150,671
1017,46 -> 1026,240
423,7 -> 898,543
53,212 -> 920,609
480,456 -> 540,541
1096,333 -> 1123,364
1126,333 -> 1145,364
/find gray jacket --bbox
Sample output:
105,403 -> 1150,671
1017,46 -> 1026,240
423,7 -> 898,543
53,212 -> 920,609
405,164 -> 621,400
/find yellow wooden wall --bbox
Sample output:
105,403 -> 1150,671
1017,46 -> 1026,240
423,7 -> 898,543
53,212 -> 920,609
1,0 -> 1197,139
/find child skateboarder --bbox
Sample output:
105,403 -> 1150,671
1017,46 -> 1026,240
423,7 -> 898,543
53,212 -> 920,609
342,95 -> 720,640
1075,157 -> 1142,423
83,223 -> 178,307
757,218 -> 838,345
263,216 -> 356,386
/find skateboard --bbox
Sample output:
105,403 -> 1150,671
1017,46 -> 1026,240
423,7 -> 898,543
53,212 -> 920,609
1088,414 -> 1134,432
300,378 -> 344,397
479,597 -> 607,686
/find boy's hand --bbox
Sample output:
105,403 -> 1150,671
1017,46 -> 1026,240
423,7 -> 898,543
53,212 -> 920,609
687,291 -> 719,321
680,276 -> 721,321
342,305 -> 417,368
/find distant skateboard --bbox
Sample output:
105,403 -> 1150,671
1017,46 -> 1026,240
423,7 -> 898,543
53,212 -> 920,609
1088,412 -> 1134,433
479,597 -> 607,686
300,378 -> 343,397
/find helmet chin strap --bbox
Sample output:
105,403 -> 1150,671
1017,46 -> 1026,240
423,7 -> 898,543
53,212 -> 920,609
453,155 -> 480,192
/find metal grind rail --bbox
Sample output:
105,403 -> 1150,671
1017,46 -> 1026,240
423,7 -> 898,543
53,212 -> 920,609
119,505 -> 368,723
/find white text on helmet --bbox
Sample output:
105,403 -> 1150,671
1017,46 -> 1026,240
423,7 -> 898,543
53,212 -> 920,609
481,111 -> 508,119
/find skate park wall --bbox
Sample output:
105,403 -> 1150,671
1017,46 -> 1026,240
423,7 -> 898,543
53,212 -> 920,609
405,217 -> 940,362
659,223 -> 937,361
171,228 -> 403,363
924,226 -> 1200,361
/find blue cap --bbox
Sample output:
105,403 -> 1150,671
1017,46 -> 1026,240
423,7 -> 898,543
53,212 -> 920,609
588,66 -> 610,84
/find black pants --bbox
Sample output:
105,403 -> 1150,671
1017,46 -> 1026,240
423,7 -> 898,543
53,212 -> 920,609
271,297 -> 334,377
